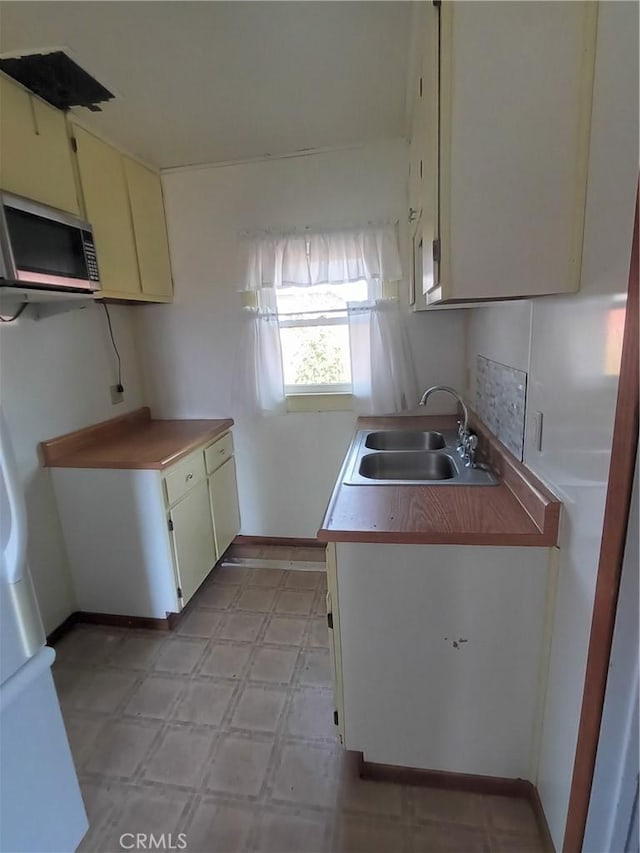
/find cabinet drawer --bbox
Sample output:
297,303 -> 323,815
205,433 -> 234,474
164,449 -> 206,506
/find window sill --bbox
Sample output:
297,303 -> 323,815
286,393 -> 353,413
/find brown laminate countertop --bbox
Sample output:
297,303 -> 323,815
317,413 -> 561,547
41,407 -> 234,471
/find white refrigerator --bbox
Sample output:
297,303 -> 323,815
0,410 -> 88,852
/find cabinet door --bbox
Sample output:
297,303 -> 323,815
0,76 -> 79,214
437,2 -> 597,302
326,543 -> 345,742
72,126 -> 141,297
208,457 -> 240,558
169,479 -> 216,606
123,157 -> 173,300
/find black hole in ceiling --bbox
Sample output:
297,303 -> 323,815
0,51 -> 114,111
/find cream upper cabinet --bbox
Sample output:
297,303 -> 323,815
409,1 -> 439,312
424,1 -> 597,305
72,125 -> 141,298
0,75 -> 79,214
123,156 -> 173,300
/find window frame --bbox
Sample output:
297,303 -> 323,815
275,278 -> 378,398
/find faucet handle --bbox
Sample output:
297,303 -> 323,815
464,434 -> 478,468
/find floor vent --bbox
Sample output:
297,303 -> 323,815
0,51 -> 114,111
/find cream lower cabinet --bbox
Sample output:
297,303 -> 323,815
169,479 -> 216,606
51,431 -> 241,621
327,542 -> 556,778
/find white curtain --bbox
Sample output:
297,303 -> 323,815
232,290 -> 286,416
349,299 -> 419,415
245,225 -> 402,289
236,224 -> 416,416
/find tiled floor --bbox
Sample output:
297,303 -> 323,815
53,547 -> 545,852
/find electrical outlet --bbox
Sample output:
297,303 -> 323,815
110,385 -> 124,405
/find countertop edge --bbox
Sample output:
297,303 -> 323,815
42,416 -> 235,471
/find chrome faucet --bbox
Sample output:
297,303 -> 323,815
418,385 -> 476,465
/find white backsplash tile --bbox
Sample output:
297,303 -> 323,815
476,356 -> 527,460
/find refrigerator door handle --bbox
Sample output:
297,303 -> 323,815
0,409 -> 27,584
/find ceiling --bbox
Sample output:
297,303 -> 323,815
0,1 -> 413,169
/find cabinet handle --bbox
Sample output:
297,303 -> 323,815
218,448 -> 226,455
185,472 -> 193,481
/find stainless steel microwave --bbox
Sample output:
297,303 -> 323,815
0,192 -> 100,293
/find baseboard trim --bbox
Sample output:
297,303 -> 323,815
360,758 -> 531,798
359,757 -> 555,851
46,613 -> 79,646
75,611 -> 171,631
233,535 -> 326,549
529,784 -> 556,853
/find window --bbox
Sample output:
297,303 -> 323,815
275,279 -> 375,395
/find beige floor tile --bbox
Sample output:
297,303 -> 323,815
213,565 -> 252,585
284,570 -> 323,589
143,727 -> 215,788
335,817 -> 407,853
255,808 -> 332,853
55,627 -> 124,667
263,615 -> 308,646
235,586 -> 278,612
275,589 -> 316,616
176,608 -> 223,638
124,675 -> 185,720
196,582 -> 240,609
84,720 -> 160,778
107,635 -> 166,670
218,612 -> 266,642
489,831 -> 545,852
408,823 -> 491,852
339,775 -> 404,819
298,649 -> 332,687
52,665 -> 84,709
410,788 -> 486,828
230,684 -> 288,733
185,799 -> 257,853
284,687 -> 336,741
76,779 -> 126,851
245,567 -> 286,587
99,787 -> 191,852
307,616 -> 330,648
484,796 -> 540,837
312,590 -> 328,615
206,734 -> 273,797
271,742 -> 341,809
199,642 -> 253,679
62,713 -> 107,769
292,547 -> 327,564
249,646 -> 299,684
71,670 -> 138,713
153,638 -> 207,674
172,680 -> 236,726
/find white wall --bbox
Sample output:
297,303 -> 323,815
465,4 -> 638,847
135,140 -> 466,538
0,304 -> 145,633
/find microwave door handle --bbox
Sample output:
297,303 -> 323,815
0,410 -> 28,584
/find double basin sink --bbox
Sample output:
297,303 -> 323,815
344,428 -> 499,486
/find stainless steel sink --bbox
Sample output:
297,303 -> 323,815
364,430 -> 446,451
343,429 -> 500,486
359,451 -> 457,480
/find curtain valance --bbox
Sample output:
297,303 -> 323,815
245,224 -> 402,290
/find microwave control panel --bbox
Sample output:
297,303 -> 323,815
81,231 -> 100,283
